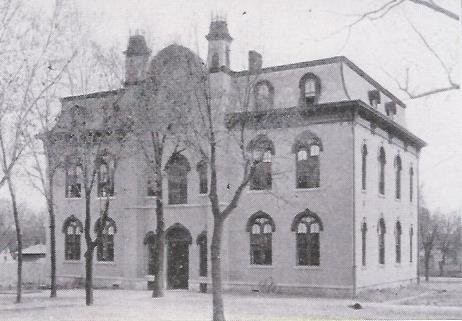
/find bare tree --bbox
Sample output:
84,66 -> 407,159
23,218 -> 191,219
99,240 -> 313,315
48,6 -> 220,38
332,0 -> 459,99
436,214 -> 461,277
419,206 -> 440,281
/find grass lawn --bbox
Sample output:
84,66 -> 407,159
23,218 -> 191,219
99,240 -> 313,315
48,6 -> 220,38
0,279 -> 461,320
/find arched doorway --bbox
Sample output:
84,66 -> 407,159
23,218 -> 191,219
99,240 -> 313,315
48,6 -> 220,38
166,224 -> 192,289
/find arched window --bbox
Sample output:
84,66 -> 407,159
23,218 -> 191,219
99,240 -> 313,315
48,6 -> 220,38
254,80 -> 274,110
95,217 -> 117,262
97,153 -> 115,197
299,73 -> 321,106
378,147 -> 386,195
196,232 -> 207,277
246,211 -> 275,265
63,216 -> 82,261
378,218 -> 386,265
361,144 -> 368,190
166,154 -> 191,204
409,225 -> 414,263
247,135 -> 275,191
409,166 -> 414,202
361,219 -> 367,266
144,231 -> 157,275
395,155 -> 402,199
65,161 -> 82,198
395,221 -> 402,263
292,130 -> 322,189
291,209 -> 323,266
196,161 -> 208,195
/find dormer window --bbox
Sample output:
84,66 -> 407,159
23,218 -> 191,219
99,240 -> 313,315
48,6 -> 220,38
254,80 -> 274,110
299,73 -> 321,106
385,102 -> 397,116
368,90 -> 381,108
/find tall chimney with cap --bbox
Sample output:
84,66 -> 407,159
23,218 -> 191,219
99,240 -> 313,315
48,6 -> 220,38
123,33 -> 152,86
248,50 -> 262,73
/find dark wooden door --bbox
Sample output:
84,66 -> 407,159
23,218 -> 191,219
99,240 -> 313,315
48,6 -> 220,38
167,240 -> 189,289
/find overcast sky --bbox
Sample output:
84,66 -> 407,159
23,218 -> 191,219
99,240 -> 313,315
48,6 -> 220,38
23,0 -> 460,213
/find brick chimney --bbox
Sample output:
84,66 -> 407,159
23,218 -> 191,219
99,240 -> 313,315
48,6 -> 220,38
248,50 -> 262,73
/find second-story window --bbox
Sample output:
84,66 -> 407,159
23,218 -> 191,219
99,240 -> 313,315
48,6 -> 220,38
395,155 -> 402,199
65,161 -> 82,198
97,154 -> 115,198
293,130 -> 322,189
166,154 -> 191,205
247,134 -> 275,191
409,166 -> 414,202
378,147 -> 386,195
196,161 -> 208,195
361,144 -> 368,190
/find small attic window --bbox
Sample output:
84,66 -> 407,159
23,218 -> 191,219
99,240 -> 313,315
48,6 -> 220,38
368,90 -> 381,108
385,102 -> 397,116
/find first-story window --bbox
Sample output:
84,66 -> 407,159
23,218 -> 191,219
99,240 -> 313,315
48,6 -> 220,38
63,216 -> 83,261
247,212 -> 275,265
196,161 -> 208,195
95,217 -> 117,262
395,221 -> 402,263
378,218 -> 386,264
361,220 -> 367,266
409,225 -> 414,263
292,210 -> 323,266
197,232 -> 207,277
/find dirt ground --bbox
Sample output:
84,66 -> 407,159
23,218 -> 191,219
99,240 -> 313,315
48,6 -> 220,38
0,279 -> 461,320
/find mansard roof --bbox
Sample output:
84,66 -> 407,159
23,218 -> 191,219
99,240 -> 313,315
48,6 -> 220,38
216,56 -> 406,109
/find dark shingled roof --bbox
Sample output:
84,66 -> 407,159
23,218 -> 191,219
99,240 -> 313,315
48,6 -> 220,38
124,35 -> 152,56
205,20 -> 233,41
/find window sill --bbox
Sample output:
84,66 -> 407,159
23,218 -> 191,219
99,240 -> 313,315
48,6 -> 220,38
378,264 -> 385,268
96,196 -> 115,200
198,193 -> 209,197
248,265 -> 273,269
378,193 -> 385,199
247,189 -> 272,194
63,260 -> 82,264
295,187 -> 321,192
65,197 -> 82,200
361,265 -> 367,271
96,261 -> 115,265
395,263 -> 402,267
293,265 -> 320,270
361,189 -> 366,194
145,196 -> 158,199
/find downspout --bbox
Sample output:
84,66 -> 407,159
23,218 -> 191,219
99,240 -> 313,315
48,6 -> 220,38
416,152 -> 421,284
352,108 -> 357,298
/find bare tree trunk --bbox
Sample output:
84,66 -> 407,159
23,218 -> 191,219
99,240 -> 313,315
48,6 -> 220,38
424,251 -> 430,282
7,177 -> 22,303
84,192 -> 93,306
47,173 -> 57,298
152,193 -> 165,298
211,217 -> 225,321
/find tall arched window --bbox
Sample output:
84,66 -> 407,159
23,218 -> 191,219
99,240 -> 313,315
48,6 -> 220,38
409,225 -> 414,263
247,134 -> 275,191
361,219 -> 367,266
292,131 -> 322,189
409,166 -> 414,202
254,80 -> 274,110
246,211 -> 275,265
63,215 -> 82,261
95,217 -> 117,262
196,161 -> 208,195
378,218 -> 386,265
361,144 -> 368,190
395,221 -> 402,263
378,147 -> 386,195
299,73 -> 321,106
97,153 -> 115,197
395,155 -> 402,199
65,161 -> 82,198
166,154 -> 191,204
291,209 -> 323,266
197,232 -> 207,277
